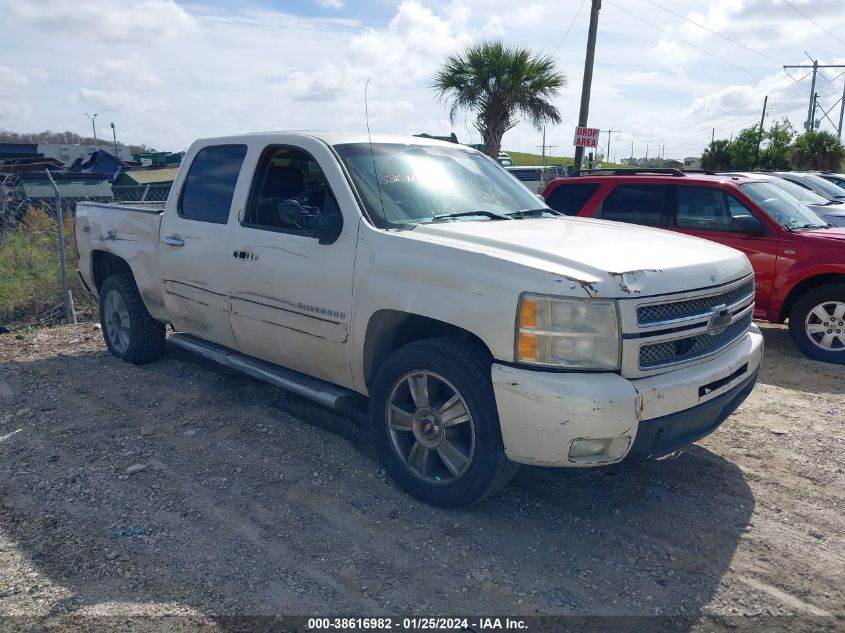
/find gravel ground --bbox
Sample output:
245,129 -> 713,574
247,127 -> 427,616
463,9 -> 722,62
0,322 -> 842,630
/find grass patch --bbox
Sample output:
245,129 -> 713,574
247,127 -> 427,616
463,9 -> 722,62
0,207 -> 93,327
504,150 -> 628,168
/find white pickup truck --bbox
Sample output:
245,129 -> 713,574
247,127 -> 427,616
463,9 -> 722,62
75,132 -> 764,506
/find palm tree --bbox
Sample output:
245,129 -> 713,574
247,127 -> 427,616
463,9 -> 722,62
789,130 -> 845,171
433,41 -> 565,158
701,139 -> 732,171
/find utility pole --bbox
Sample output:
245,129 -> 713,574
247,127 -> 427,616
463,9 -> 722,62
630,140 -> 634,164
755,95 -> 768,167
812,93 -> 819,129
602,128 -> 620,163
711,128 -> 715,144
661,144 -> 665,163
540,126 -> 546,167
645,143 -> 649,166
838,80 -> 845,141
85,112 -> 98,146
783,59 -> 845,130
110,122 -> 118,157
573,0 -> 601,172
536,126 -> 558,167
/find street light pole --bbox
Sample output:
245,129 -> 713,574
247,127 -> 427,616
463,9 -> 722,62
110,122 -> 119,156
85,112 -> 98,146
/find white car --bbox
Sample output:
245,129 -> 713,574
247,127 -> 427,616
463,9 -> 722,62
506,165 -> 567,193
75,132 -> 763,506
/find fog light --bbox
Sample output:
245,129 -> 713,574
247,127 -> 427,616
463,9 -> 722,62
569,438 -> 609,458
568,436 -> 631,464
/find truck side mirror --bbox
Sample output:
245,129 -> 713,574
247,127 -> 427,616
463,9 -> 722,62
316,210 -> 343,245
729,215 -> 765,236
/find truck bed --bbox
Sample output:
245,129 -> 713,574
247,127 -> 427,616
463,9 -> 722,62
74,200 -> 168,320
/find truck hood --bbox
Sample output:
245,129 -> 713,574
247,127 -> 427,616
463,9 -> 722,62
409,216 -> 752,298
799,226 -> 845,240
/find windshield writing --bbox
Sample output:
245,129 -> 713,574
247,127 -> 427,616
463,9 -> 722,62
333,143 -> 551,228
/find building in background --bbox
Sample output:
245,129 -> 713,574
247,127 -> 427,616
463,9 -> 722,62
113,166 -> 179,201
684,156 -> 702,170
38,143 -> 131,165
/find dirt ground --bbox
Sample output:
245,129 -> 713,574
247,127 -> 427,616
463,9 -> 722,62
0,322 -> 842,630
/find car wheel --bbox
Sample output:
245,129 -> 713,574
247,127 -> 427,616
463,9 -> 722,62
788,283 -> 845,364
99,273 -> 165,364
370,338 -> 519,507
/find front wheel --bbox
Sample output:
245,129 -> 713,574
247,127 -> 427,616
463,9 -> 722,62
788,283 -> 845,364
370,338 -> 518,507
99,273 -> 165,364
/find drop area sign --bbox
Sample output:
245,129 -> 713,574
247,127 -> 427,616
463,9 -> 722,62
573,127 -> 600,148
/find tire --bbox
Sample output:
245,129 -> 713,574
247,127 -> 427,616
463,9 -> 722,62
370,338 -> 519,507
99,273 -> 165,365
788,283 -> 845,364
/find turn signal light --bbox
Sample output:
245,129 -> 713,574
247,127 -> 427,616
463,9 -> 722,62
517,333 -> 538,361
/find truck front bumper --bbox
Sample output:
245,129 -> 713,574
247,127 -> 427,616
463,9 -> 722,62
491,325 -> 764,467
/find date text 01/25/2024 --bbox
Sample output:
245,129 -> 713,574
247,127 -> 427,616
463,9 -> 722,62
307,617 -> 528,630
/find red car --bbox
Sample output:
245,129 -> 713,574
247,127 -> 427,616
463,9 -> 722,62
543,169 -> 845,364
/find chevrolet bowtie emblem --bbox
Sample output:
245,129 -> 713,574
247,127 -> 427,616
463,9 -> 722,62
708,304 -> 731,335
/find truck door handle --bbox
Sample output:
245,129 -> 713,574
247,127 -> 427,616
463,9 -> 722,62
162,235 -> 184,247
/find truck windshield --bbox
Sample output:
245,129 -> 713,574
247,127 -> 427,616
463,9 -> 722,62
333,143 -> 552,228
739,182 -> 830,230
799,173 -> 845,199
766,178 -> 829,205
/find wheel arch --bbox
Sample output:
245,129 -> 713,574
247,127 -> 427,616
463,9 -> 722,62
362,310 -> 493,389
91,250 -> 133,292
779,273 -> 845,322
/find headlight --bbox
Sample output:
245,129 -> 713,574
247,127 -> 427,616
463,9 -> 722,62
516,294 -> 621,370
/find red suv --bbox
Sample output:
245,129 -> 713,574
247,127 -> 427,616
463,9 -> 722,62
543,169 -> 845,364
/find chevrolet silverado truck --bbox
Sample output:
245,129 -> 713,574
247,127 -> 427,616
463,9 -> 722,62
75,133 -> 764,507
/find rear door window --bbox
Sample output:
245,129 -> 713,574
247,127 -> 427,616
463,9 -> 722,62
674,186 -> 730,230
545,183 -> 600,215
178,144 -> 247,224
599,184 -> 667,226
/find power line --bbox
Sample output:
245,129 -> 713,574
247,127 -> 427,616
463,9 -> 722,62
783,0 -> 845,48
605,0 -> 808,100
638,0 -> 782,65
605,1 -> 766,81
552,0 -> 588,54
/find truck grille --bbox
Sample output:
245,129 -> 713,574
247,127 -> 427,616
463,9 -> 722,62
637,280 -> 754,326
639,312 -> 753,369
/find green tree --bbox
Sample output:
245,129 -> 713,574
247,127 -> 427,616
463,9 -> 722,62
759,118 -> 795,170
789,130 -> 845,171
728,126 -> 761,170
433,41 -> 565,158
701,139 -> 732,171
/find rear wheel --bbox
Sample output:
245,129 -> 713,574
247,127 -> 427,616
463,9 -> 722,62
99,273 -> 165,364
788,283 -> 845,364
370,338 -> 518,507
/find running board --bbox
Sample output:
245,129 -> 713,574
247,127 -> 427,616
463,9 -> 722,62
167,333 -> 361,412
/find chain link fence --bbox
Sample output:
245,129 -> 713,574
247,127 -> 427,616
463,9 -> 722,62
0,181 -> 172,332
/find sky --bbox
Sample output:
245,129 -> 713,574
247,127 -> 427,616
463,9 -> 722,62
0,0 -> 844,161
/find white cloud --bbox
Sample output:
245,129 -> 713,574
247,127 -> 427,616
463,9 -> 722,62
319,0 -> 344,7
0,0 -> 195,42
71,88 -> 168,114
81,57 -> 161,88
0,0 -> 843,160
0,65 -> 29,89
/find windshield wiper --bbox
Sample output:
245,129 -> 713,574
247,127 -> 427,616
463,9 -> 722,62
791,223 -> 832,230
507,208 -> 562,218
430,210 -> 513,222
